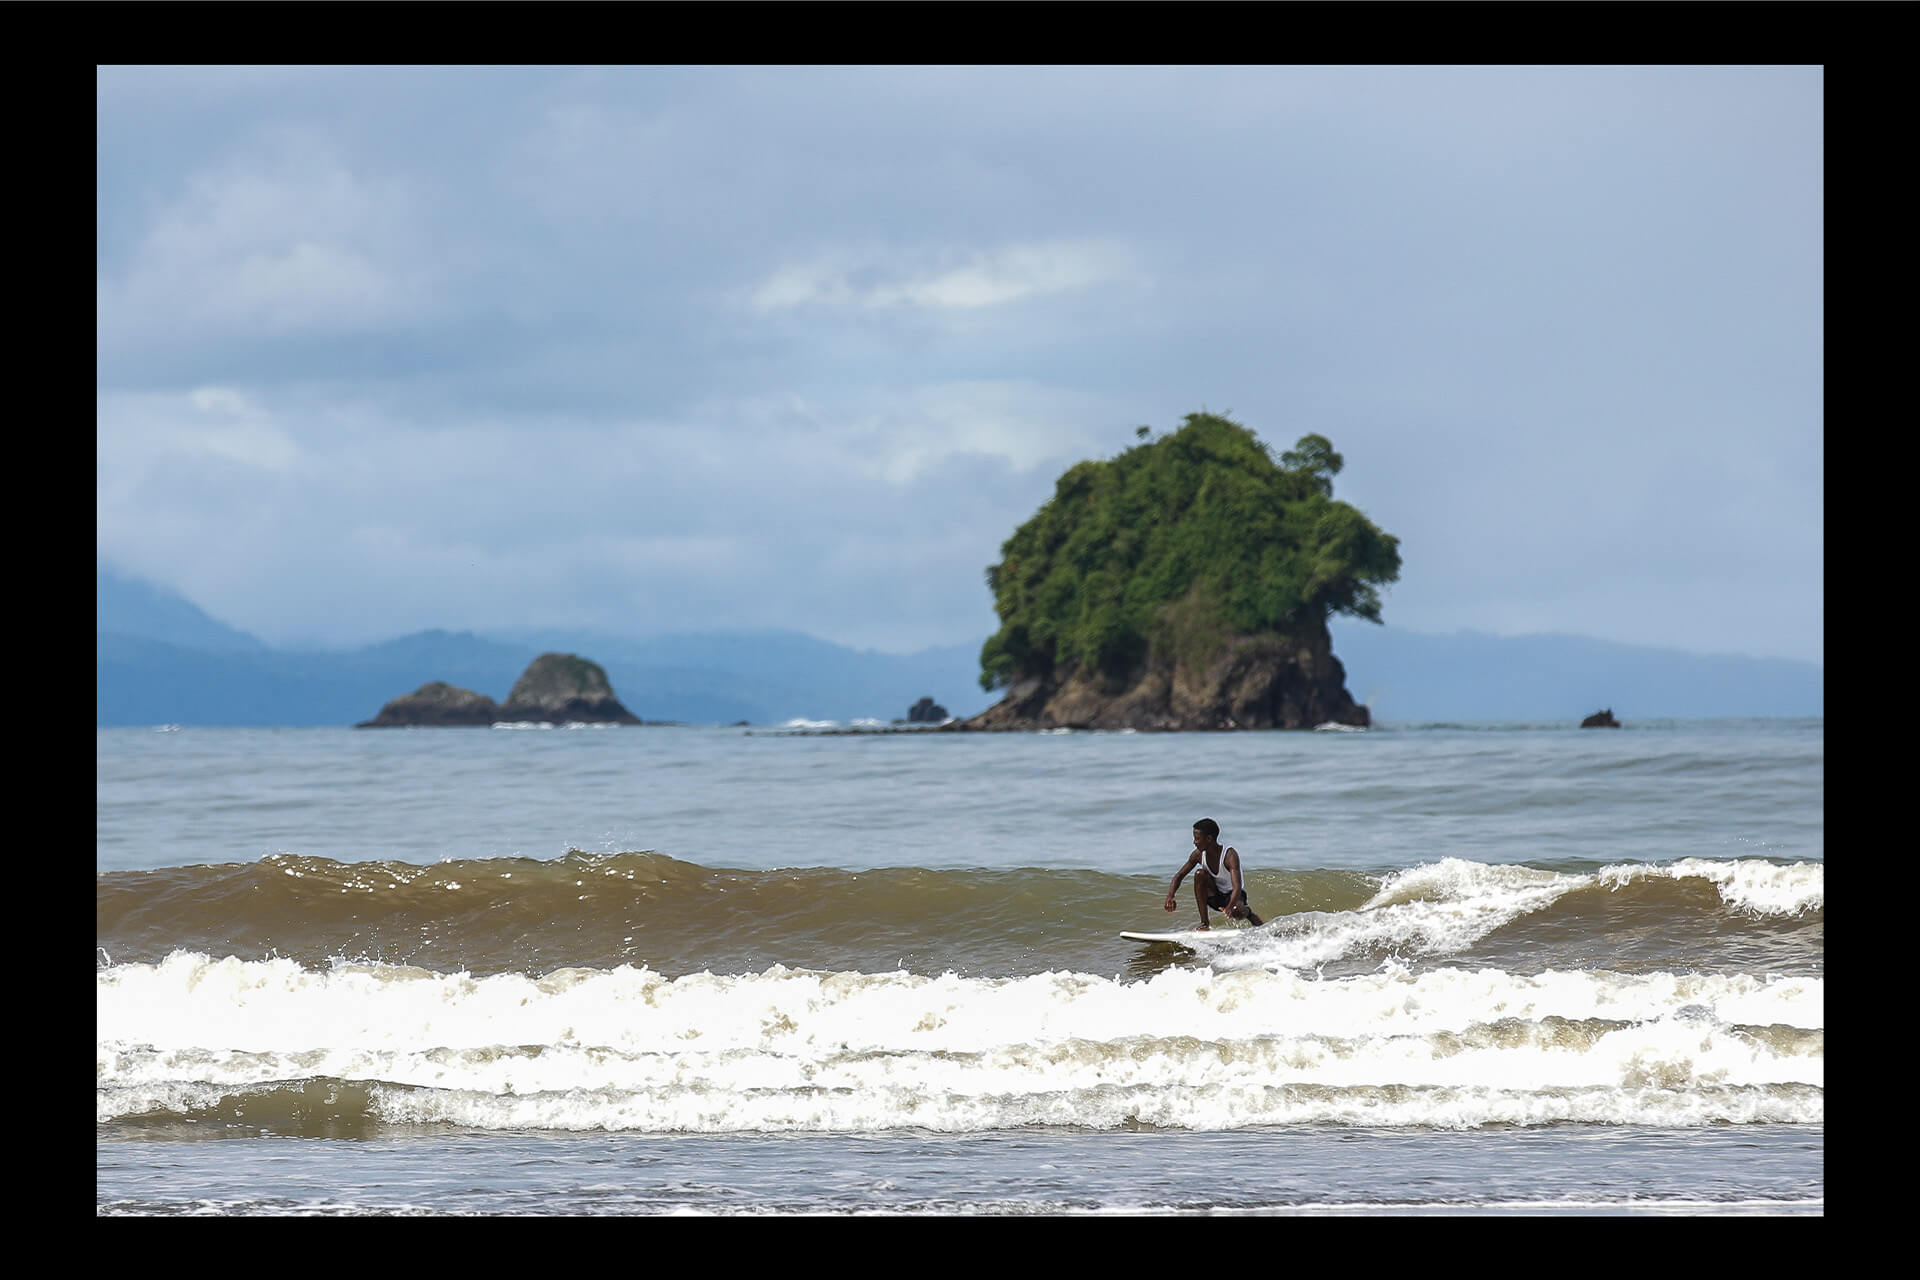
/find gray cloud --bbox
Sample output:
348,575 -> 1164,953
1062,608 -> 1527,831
96,65 -> 1822,663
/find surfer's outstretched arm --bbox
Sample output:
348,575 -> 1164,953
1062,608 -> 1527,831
1163,852 -> 1199,913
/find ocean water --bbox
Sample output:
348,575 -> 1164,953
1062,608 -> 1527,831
96,717 -> 1823,1215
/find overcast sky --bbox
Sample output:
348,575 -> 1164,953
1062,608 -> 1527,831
96,65 -> 1822,663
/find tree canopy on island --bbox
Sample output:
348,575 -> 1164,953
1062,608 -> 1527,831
979,412 -> 1401,691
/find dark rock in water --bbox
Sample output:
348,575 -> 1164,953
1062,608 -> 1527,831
356,653 -> 642,727
356,681 -> 501,728
496,652 -> 643,724
907,696 -> 950,723
956,616 -> 1368,732
1581,708 -> 1622,728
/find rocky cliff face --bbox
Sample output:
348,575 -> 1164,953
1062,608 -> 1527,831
496,653 -> 642,724
959,620 -> 1368,731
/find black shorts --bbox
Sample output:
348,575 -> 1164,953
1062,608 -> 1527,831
1204,886 -> 1240,911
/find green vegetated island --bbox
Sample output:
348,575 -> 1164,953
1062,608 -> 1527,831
967,412 -> 1399,730
359,412 -> 1400,731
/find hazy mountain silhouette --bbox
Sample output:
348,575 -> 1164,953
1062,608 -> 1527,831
96,570 -> 1821,727
1327,621 -> 1822,723
97,567 -> 267,652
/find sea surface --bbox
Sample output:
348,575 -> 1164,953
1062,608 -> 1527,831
97,717 -> 1823,1215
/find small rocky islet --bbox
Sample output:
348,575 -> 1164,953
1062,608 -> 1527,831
356,653 -> 642,727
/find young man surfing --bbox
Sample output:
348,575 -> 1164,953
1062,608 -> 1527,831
1163,818 -> 1264,929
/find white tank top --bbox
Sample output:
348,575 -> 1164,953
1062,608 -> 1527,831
1199,849 -> 1232,893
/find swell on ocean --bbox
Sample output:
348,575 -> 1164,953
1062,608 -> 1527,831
98,852 -> 1822,1139
99,721 -> 1823,1211
96,849 -> 1821,980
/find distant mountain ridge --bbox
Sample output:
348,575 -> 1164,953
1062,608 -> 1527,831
96,568 -> 267,652
1327,622 -> 1822,722
98,568 -> 991,727
96,569 -> 1822,727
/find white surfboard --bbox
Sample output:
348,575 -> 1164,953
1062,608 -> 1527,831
1119,929 -> 1226,946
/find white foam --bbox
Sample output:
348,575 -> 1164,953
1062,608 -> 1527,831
1209,857 -> 1821,974
97,953 -> 1824,1132
1597,858 -> 1823,917
1206,859 -> 1585,971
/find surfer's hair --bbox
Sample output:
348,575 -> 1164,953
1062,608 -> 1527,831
1193,818 -> 1219,838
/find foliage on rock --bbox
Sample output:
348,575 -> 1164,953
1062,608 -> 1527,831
978,412 -> 1400,691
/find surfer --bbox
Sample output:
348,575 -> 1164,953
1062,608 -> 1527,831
1163,818 -> 1263,929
